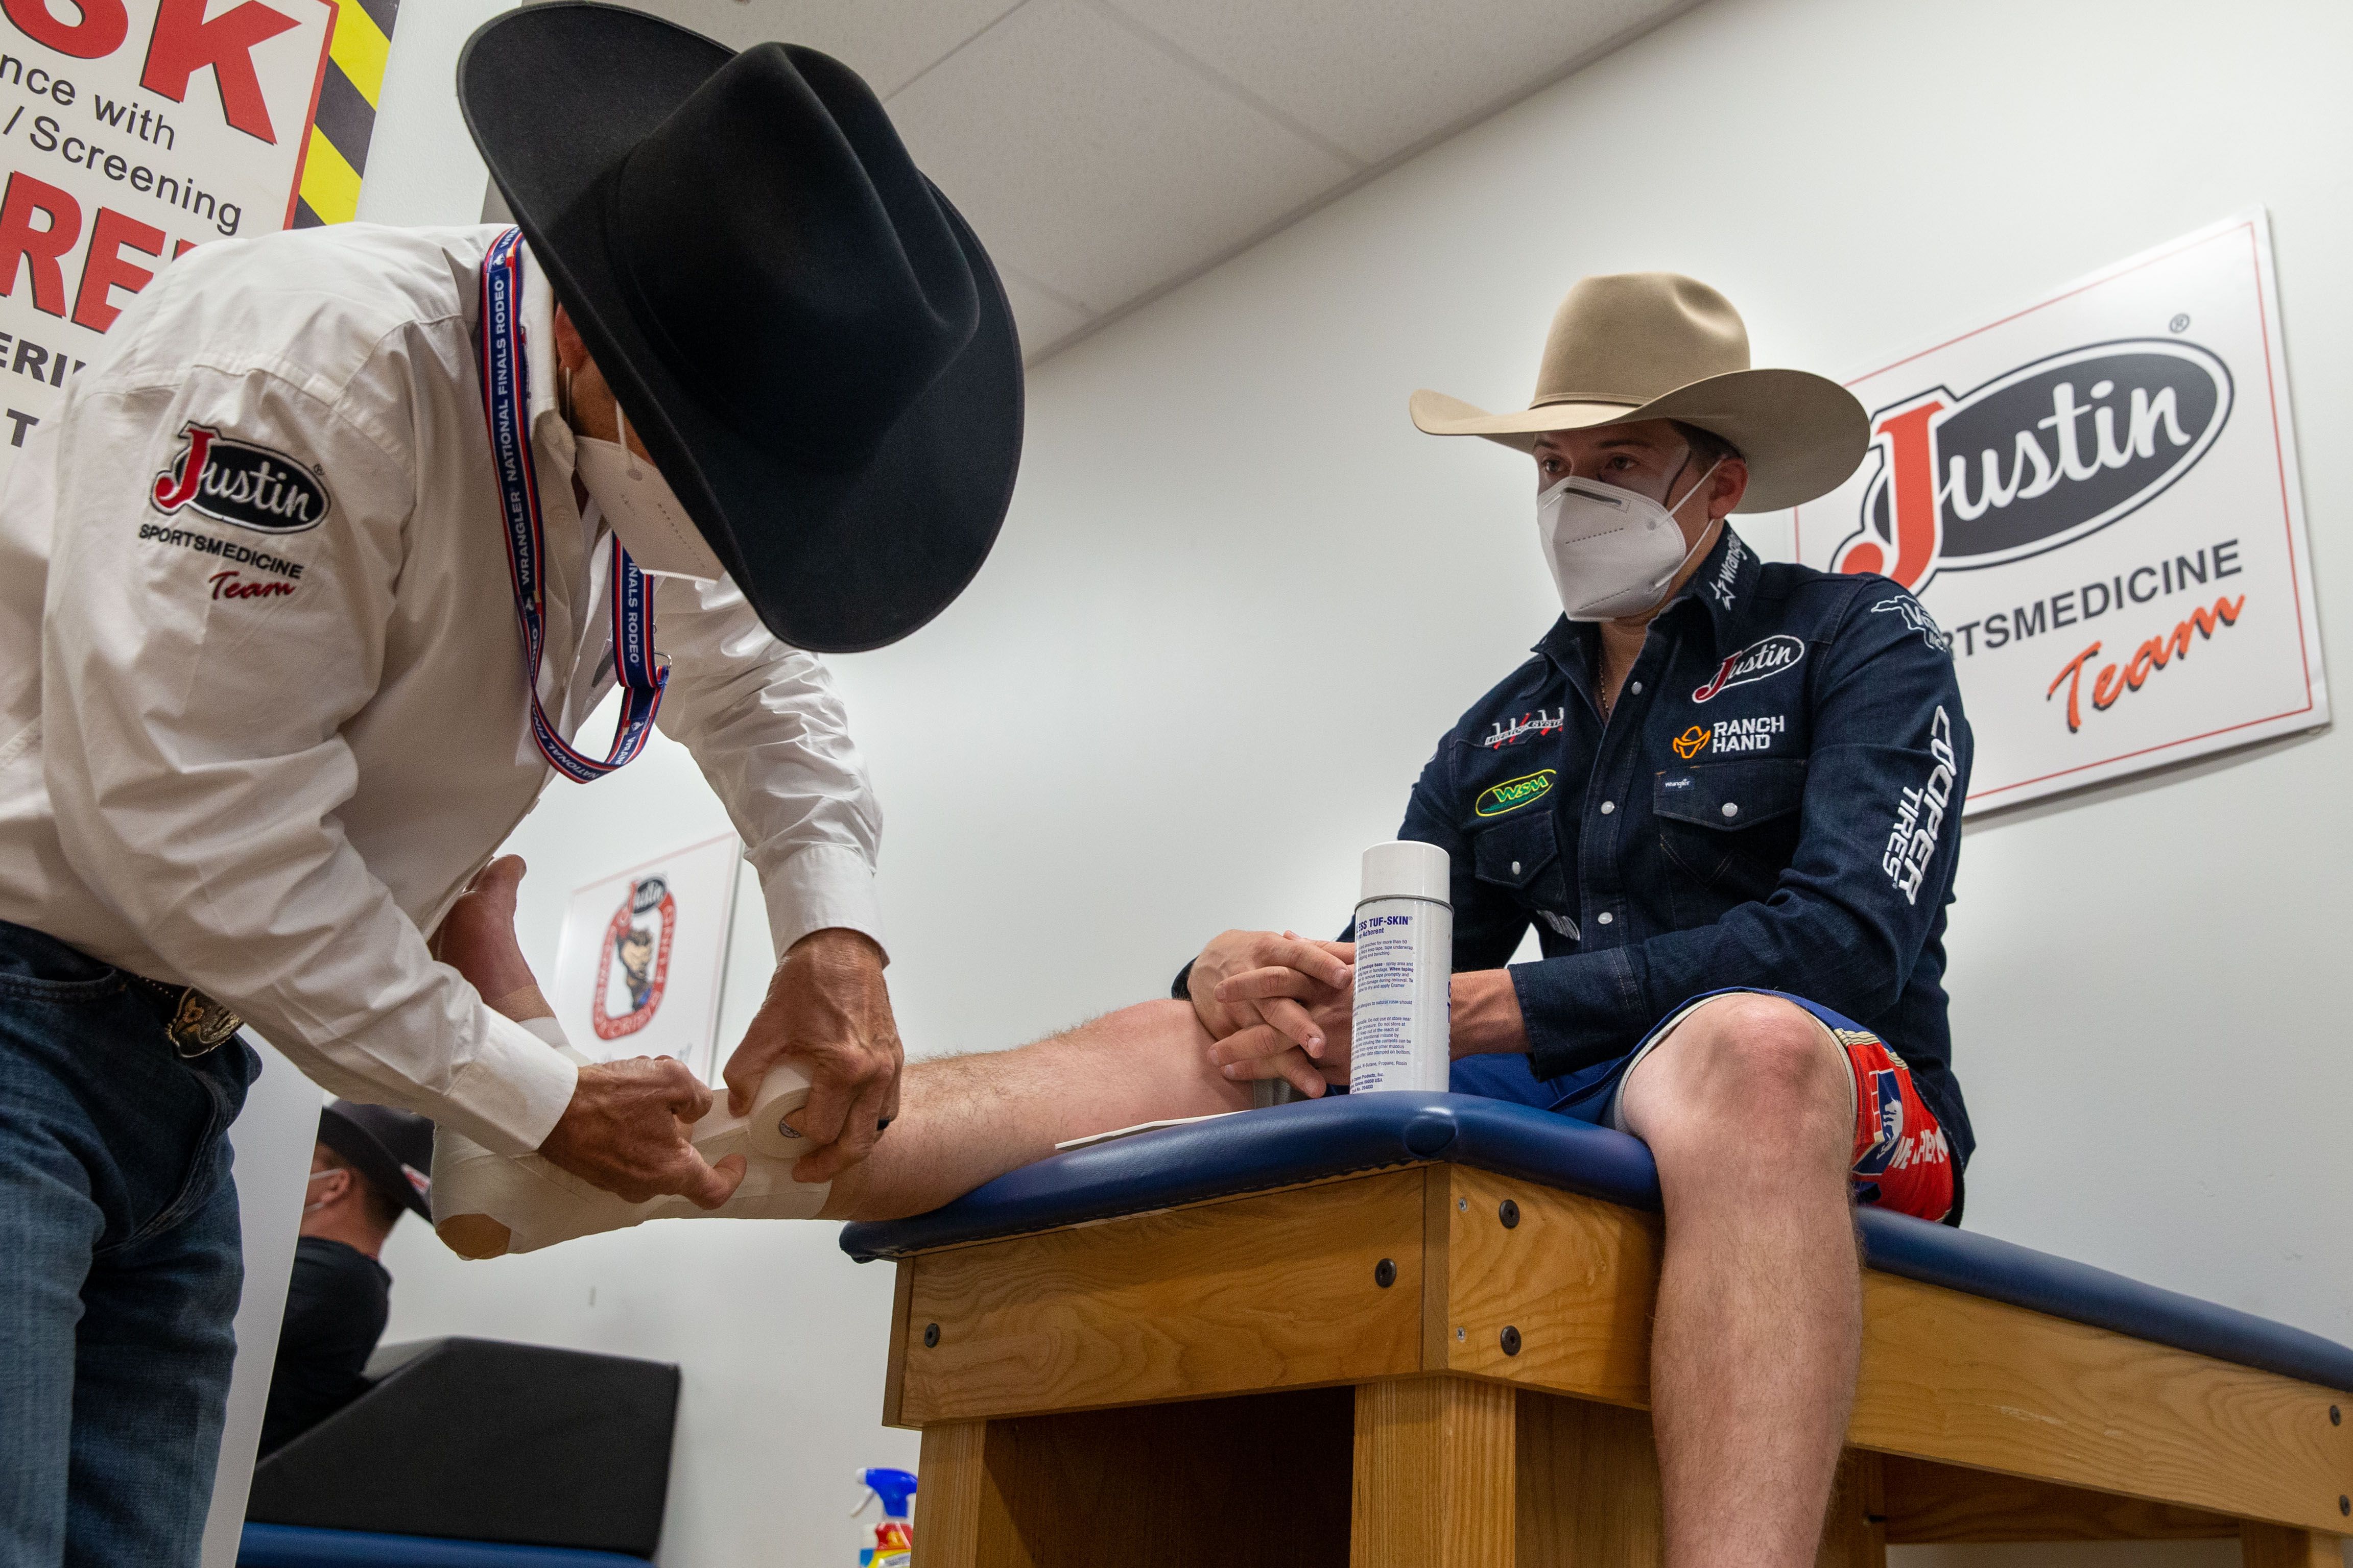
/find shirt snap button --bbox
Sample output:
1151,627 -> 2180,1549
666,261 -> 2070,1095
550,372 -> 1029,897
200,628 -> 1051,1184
1722,802 -> 1740,818
1597,911 -> 1614,926
1599,801 -> 1615,815
1511,860 -> 1522,875
1630,682 -> 1643,695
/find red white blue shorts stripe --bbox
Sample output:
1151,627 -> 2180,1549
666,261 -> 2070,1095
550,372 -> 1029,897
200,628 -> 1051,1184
1447,987 -> 1958,1223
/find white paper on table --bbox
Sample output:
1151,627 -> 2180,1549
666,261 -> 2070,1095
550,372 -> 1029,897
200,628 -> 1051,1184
1054,1111 -> 1243,1151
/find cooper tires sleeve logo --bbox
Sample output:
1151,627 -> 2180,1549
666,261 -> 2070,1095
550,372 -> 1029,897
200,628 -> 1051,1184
151,424 -> 332,534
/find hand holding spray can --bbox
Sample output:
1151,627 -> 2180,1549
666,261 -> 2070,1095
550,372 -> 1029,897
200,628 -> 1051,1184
1349,841 -> 1452,1094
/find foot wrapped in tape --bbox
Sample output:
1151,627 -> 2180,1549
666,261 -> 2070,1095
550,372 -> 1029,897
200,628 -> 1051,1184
433,1059 -> 827,1258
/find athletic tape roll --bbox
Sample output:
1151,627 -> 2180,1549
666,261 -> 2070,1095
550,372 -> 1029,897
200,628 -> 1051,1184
746,1059 -> 814,1159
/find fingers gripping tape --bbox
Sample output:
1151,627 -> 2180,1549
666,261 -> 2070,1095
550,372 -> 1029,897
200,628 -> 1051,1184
432,1018 -> 828,1258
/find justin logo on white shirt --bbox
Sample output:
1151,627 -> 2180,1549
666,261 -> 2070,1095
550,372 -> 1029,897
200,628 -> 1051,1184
150,424 -> 333,534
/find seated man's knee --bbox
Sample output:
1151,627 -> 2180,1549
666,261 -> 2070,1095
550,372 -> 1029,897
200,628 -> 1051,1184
1637,994 -> 1848,1147
1050,998 -> 1212,1071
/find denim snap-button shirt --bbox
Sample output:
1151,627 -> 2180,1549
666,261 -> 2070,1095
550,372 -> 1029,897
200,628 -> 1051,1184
1407,526 -> 1976,1161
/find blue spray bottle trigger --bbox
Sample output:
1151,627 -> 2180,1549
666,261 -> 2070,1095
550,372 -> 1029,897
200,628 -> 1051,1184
859,1467 -> 918,1520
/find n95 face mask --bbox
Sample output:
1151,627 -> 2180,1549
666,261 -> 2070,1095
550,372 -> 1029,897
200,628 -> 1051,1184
1537,459 -> 1720,622
575,403 -> 725,583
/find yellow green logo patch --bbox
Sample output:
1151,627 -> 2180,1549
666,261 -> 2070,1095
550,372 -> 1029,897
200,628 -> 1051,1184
1475,769 -> 1556,817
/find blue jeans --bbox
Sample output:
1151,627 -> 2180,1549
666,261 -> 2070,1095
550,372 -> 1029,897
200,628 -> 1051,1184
0,921 -> 256,1568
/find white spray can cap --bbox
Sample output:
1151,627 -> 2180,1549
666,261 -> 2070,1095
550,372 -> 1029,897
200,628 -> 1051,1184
1360,840 -> 1450,905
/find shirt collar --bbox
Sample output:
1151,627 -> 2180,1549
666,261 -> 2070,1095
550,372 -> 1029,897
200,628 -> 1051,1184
517,243 -> 578,489
1665,523 -> 1758,658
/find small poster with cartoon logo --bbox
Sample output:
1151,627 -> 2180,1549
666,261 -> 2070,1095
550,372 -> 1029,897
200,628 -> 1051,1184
551,834 -> 741,1083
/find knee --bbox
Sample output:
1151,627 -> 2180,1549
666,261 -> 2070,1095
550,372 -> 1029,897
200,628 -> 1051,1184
1099,998 -> 1209,1048
1666,994 -> 1847,1129
1052,999 -> 1213,1074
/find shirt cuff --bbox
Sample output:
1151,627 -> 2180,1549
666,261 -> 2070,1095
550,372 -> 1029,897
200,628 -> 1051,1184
1510,947 -> 1653,1082
442,1009 -> 580,1156
758,842 -> 884,960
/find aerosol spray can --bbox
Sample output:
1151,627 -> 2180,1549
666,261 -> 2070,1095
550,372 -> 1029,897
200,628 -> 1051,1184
1349,841 -> 1452,1094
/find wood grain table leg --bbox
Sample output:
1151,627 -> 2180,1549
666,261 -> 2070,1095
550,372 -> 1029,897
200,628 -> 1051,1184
2243,1523 -> 2348,1568
1514,1392 -> 1663,1568
1351,1376 -> 1517,1568
1817,1452 -> 1887,1568
915,1419 -> 997,1568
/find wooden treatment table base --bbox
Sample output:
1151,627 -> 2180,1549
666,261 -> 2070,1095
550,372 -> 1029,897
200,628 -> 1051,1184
877,1166 -> 2351,1567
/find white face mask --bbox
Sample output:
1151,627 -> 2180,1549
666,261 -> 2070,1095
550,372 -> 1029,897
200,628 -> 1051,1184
1536,457 -> 1721,622
574,401 -> 726,583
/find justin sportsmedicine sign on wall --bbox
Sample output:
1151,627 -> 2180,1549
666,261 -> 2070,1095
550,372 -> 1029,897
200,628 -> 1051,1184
1794,210 -> 2325,813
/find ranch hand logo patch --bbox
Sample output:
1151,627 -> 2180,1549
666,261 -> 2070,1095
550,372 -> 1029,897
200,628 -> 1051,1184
1692,634 -> 1805,703
1830,340 -> 2230,593
151,425 -> 331,534
1475,769 -> 1556,817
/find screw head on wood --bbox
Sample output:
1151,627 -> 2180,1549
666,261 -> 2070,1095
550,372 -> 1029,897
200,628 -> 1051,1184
922,1322 -> 940,1349
1501,1325 -> 1523,1356
2341,1495 -> 2349,1517
2334,1405 -> 2343,1426
1374,1258 -> 1397,1288
1499,1199 -> 1520,1229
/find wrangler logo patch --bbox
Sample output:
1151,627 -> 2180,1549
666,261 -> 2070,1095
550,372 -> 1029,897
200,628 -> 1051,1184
1475,769 -> 1555,817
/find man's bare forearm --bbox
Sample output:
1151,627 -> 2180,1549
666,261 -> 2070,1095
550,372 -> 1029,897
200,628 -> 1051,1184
1449,969 -> 1528,1057
487,984 -> 554,1023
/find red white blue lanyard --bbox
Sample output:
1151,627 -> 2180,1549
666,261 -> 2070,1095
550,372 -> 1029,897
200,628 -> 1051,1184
478,227 -> 666,783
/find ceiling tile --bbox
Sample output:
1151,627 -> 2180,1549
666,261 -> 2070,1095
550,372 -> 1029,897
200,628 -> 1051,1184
884,0 -> 1356,311
994,268 -> 1097,361
595,0 -> 1023,97
1098,0 -> 1690,164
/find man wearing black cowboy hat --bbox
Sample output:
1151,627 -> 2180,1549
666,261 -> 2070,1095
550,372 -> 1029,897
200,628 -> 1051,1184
259,1102 -> 435,1457
0,6 -> 1018,1560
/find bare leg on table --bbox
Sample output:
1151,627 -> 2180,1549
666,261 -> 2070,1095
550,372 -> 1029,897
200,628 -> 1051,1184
820,1000 -> 1244,1221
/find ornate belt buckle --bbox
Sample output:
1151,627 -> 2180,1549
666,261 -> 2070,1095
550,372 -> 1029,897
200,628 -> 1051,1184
167,988 -> 243,1058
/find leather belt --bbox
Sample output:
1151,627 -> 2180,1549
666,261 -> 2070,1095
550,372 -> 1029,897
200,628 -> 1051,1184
126,974 -> 244,1058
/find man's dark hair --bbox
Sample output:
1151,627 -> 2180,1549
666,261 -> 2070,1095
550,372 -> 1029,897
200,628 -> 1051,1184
322,1147 -> 405,1231
1671,421 -> 1744,470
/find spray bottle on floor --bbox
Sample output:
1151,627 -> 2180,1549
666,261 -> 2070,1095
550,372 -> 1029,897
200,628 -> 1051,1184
852,1467 -> 916,1567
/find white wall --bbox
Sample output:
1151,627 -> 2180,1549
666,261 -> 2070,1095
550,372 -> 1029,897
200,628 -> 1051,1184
377,1 -> 2352,1564
354,0 -> 515,229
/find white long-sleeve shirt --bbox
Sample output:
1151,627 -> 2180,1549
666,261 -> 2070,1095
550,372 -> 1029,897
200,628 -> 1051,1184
0,224 -> 883,1157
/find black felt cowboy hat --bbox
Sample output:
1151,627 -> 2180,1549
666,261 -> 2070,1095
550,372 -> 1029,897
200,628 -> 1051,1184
458,4 -> 1022,653
318,1100 -> 435,1222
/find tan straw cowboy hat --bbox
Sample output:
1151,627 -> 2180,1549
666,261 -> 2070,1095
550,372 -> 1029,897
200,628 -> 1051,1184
1410,272 -> 1867,513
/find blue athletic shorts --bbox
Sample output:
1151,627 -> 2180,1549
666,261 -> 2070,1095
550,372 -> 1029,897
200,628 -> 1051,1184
1449,988 -> 1957,1221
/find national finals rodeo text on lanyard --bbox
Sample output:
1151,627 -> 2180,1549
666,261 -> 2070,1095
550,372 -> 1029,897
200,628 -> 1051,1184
478,227 -> 666,782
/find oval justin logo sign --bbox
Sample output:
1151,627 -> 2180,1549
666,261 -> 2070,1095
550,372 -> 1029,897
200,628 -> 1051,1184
1830,340 -> 2231,592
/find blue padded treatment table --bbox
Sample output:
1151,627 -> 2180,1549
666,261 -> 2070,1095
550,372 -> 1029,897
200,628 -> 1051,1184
239,1524 -> 650,1568
844,1092 -> 2353,1567
843,1091 -> 2353,1393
